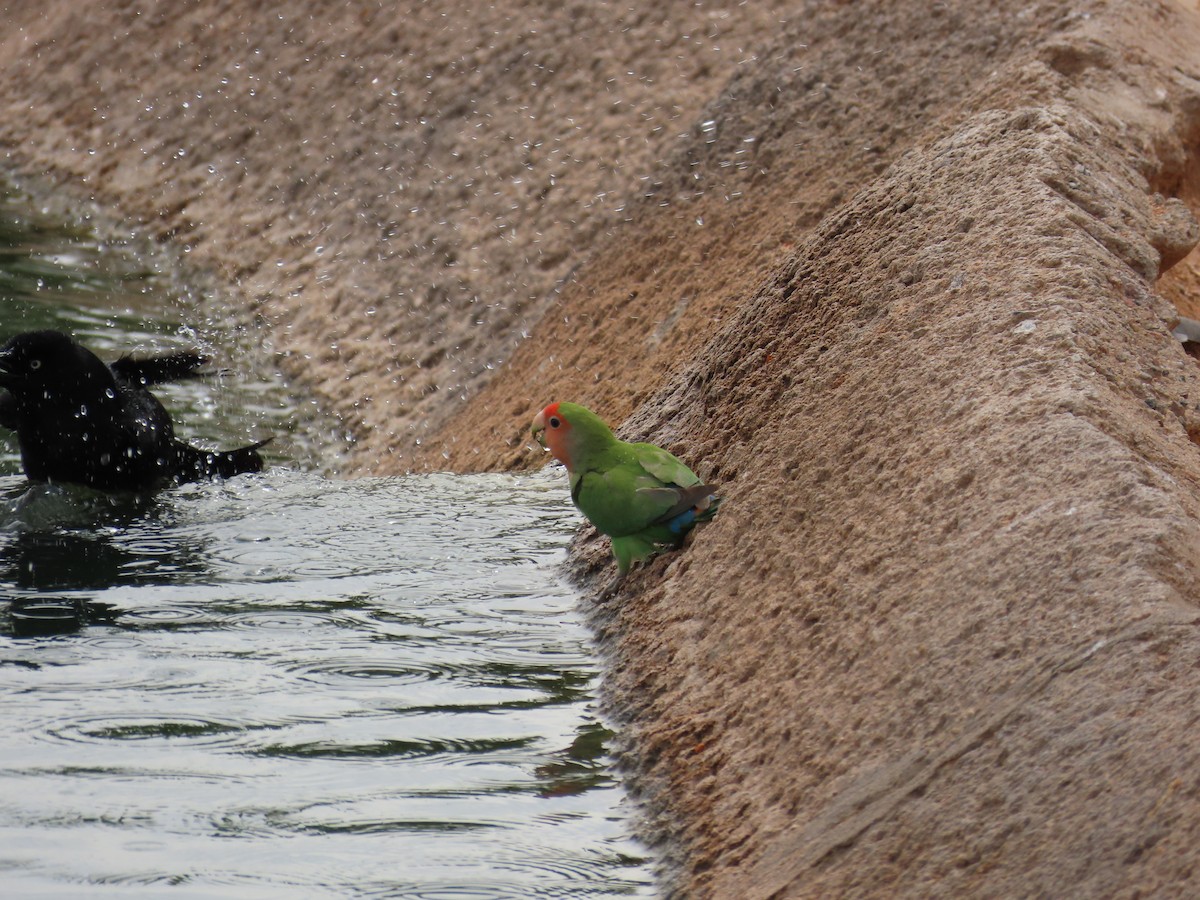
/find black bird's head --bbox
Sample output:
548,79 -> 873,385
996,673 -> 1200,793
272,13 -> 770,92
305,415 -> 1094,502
0,330 -> 114,402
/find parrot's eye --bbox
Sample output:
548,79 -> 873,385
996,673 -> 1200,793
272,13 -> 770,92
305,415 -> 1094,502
548,416 -> 561,429
29,359 -> 41,371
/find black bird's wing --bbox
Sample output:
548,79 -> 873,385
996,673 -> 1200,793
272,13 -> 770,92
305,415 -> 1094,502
109,365 -> 272,483
111,351 -> 210,386
169,437 -> 273,481
79,375 -> 183,489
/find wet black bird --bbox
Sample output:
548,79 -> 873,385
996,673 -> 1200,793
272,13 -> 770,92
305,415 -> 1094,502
0,329 -> 270,491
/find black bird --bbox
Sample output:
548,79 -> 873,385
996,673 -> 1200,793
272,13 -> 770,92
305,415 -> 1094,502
0,329 -> 269,491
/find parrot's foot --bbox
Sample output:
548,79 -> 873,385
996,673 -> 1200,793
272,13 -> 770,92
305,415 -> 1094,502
595,571 -> 625,603
611,534 -> 660,575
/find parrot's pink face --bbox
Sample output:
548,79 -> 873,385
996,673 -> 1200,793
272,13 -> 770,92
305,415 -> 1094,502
532,402 -> 574,470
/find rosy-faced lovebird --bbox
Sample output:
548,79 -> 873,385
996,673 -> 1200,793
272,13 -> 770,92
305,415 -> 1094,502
531,401 -> 719,573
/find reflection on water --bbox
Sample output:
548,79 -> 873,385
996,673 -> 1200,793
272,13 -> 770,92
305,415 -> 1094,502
0,179 -> 653,895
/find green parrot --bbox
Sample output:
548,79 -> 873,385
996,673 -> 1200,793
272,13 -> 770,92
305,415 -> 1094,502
531,401 -> 720,573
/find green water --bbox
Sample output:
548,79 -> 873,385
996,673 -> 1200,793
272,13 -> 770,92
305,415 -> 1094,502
0,180 -> 653,897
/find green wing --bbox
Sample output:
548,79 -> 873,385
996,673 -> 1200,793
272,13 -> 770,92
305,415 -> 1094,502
628,441 -> 702,488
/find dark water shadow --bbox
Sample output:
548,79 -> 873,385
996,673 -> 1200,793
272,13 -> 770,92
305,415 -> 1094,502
0,480 -> 213,636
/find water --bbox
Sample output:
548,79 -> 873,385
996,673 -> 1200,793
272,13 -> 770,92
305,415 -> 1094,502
0,179 -> 653,897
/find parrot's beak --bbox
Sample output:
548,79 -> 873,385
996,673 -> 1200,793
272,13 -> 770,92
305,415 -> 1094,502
531,410 -> 548,451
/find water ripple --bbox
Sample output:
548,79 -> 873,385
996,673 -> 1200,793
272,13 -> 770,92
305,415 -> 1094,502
255,734 -> 536,763
37,713 -> 252,750
221,610 -> 350,631
283,655 -> 436,688
118,605 -> 213,629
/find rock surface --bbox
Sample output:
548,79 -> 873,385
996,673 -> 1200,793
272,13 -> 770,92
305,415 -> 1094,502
3,0 -> 1200,895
